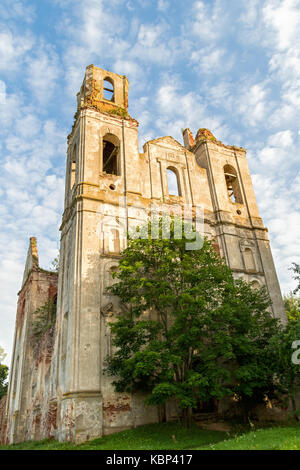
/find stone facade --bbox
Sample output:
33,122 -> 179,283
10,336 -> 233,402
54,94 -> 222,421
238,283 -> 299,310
1,65 -> 286,444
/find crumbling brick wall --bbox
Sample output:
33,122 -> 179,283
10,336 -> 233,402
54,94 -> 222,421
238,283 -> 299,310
5,239 -> 58,444
0,395 -> 7,444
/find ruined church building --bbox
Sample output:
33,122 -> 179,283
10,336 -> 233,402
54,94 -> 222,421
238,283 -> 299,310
1,65 -> 285,444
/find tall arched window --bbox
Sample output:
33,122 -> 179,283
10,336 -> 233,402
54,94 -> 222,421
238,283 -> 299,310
103,77 -> 114,102
70,144 -> 76,190
244,248 -> 256,271
112,229 -> 120,253
223,164 -> 243,204
102,133 -> 120,175
167,167 -> 181,196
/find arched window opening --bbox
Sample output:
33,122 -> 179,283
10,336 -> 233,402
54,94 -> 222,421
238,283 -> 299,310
112,229 -> 120,253
102,134 -> 120,175
167,167 -> 181,196
224,165 -> 243,204
250,280 -> 260,289
103,77 -> 114,102
70,144 -> 76,190
109,265 -> 118,285
244,248 -> 256,271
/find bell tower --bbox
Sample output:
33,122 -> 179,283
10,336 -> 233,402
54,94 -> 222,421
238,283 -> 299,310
52,65 -> 144,443
184,127 -> 286,321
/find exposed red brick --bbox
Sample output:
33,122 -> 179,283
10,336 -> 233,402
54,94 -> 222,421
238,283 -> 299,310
0,396 -> 7,444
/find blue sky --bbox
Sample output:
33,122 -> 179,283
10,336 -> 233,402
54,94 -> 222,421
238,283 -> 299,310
1,0 -> 300,365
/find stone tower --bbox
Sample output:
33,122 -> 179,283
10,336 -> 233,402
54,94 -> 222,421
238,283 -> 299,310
50,65 -> 158,443
2,65 -> 286,444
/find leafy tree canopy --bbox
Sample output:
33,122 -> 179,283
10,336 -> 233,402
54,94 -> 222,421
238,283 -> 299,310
49,255 -> 60,273
0,346 -> 6,364
284,292 -> 300,322
291,263 -> 300,295
0,346 -> 8,400
105,217 -> 279,424
272,291 -> 300,420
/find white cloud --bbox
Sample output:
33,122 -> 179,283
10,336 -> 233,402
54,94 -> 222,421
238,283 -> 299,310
113,59 -> 145,90
130,23 -> 176,65
25,47 -> 60,104
267,129 -> 293,147
157,0 -> 170,12
0,29 -> 34,72
251,129 -> 297,173
138,24 -> 162,48
152,79 -> 228,142
190,47 -> 234,74
263,0 -> 300,51
1,0 -> 35,23
15,114 -> 41,138
257,146 -> 286,166
235,82 -> 271,126
0,80 -> 6,104
188,0 -> 229,42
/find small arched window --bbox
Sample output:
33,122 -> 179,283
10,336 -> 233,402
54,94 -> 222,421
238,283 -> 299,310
103,77 -> 114,102
109,265 -> 118,285
250,280 -> 260,289
167,167 -> 181,196
102,133 -> 120,175
224,164 -> 243,204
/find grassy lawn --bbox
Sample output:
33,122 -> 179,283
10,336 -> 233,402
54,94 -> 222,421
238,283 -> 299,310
0,422 -> 227,450
199,424 -> 300,450
0,421 -> 299,450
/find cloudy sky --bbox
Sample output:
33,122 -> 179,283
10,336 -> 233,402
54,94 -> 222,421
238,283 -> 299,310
1,0 -> 300,365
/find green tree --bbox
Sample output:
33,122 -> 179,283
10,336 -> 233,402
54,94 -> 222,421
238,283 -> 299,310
284,292 -> 300,322
0,346 -> 6,364
271,320 -> 300,420
228,282 -> 280,419
49,254 -> 60,273
291,263 -> 300,295
271,291 -> 300,420
105,217 -> 279,425
0,346 -> 8,400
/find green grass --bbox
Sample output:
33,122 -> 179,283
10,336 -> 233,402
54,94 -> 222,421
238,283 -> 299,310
199,424 -> 300,450
1,422 -> 299,450
0,422 -> 227,450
